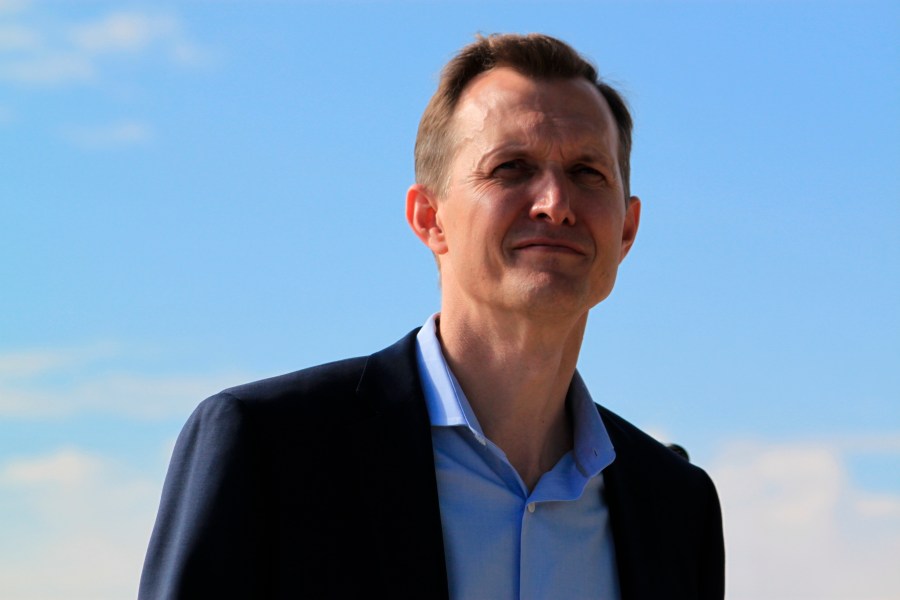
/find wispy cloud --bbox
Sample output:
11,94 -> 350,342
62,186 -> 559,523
0,5 -> 213,147
61,119 -> 154,148
3,447 -> 105,486
0,52 -> 94,84
0,0 -> 29,15
69,12 -> 178,54
0,447 -> 161,600
0,6 -> 211,86
0,23 -> 40,51
0,342 -> 120,378
711,438 -> 900,600
0,343 -> 253,419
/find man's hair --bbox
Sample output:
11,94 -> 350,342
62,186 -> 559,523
415,33 -> 633,200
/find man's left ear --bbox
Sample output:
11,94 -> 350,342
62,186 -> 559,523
618,195 -> 641,263
406,184 -> 448,255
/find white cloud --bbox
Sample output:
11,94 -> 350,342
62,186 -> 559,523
0,448 -> 162,600
3,448 -> 103,486
0,343 -> 253,419
0,0 -> 29,15
0,5 -> 213,146
0,342 -> 118,378
831,432 -> 900,454
168,38 -> 214,67
0,7 -> 209,87
710,438 -> 900,600
0,52 -> 94,84
0,369 -> 246,419
61,119 -> 154,148
69,12 -> 179,54
0,23 -> 40,50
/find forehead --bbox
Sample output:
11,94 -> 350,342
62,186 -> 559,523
451,67 -> 618,158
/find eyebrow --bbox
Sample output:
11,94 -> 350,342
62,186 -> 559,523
573,153 -> 620,180
475,142 -> 617,173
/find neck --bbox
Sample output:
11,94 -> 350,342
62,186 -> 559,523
436,303 -> 588,490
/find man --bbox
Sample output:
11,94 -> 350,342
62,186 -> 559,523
140,33 -> 724,599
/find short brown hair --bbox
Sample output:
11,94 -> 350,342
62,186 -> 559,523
414,33 -> 633,200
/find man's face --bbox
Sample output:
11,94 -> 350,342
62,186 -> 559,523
414,67 -> 640,321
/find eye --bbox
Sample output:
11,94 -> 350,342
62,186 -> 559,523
495,159 -> 525,171
492,159 -> 533,181
570,164 -> 607,186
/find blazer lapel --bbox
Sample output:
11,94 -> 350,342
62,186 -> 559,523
600,406 -> 722,600
601,407 -> 662,600
354,330 -> 449,599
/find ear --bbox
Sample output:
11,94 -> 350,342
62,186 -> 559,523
618,195 -> 641,263
406,184 -> 448,255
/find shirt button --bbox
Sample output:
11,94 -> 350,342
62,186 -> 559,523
527,503 -> 536,513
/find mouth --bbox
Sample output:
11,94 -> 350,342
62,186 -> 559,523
512,237 -> 587,256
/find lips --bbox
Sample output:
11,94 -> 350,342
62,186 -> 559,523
511,237 -> 587,255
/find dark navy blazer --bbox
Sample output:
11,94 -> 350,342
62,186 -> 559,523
139,330 -> 725,599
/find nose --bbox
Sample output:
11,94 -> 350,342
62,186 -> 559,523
529,168 -> 575,226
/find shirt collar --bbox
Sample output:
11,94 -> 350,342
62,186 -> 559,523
415,313 -> 615,476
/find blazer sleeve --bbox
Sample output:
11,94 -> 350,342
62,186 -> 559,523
139,393 -> 272,599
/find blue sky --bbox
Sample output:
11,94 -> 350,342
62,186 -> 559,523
1,1 -> 898,598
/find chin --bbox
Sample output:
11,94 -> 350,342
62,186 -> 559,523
509,276 -> 606,317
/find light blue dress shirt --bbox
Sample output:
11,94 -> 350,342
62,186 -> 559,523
415,314 -> 621,600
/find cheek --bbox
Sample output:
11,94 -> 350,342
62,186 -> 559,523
587,210 -> 627,250
467,197 -> 514,238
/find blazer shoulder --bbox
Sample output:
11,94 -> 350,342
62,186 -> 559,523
222,355 -> 368,404
598,404 -> 717,492
173,358 -> 365,440
190,327 -> 422,426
